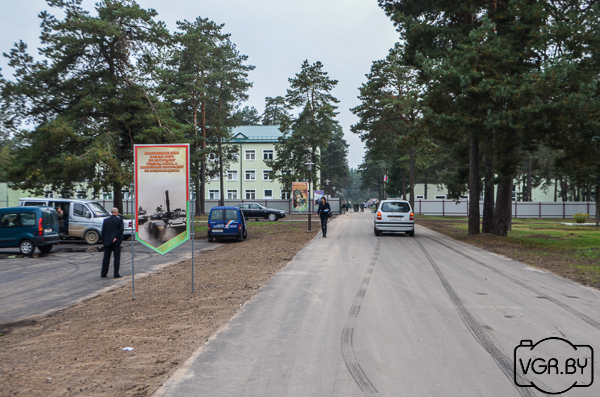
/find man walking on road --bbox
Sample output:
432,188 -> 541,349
101,207 -> 124,278
316,197 -> 331,238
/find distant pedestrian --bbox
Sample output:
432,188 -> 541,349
316,197 -> 331,238
101,207 -> 124,278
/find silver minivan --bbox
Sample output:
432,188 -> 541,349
19,198 -> 134,244
374,200 -> 415,237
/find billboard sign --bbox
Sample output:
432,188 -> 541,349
313,190 -> 324,205
134,144 -> 190,255
292,182 -> 308,212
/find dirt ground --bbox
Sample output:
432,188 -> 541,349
416,217 -> 600,290
0,220 -> 322,396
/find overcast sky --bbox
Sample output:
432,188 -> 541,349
0,0 -> 400,168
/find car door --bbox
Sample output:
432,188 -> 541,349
69,203 -> 92,237
0,212 -> 19,247
238,204 -> 251,218
250,204 -> 264,218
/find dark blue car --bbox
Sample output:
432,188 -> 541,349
0,206 -> 61,254
207,206 -> 247,242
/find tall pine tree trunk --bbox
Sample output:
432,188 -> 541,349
482,131 -> 494,233
493,177 -> 513,236
527,157 -> 533,202
468,135 -> 480,235
409,147 -> 415,210
218,133 -> 225,206
199,101 -> 207,215
113,181 -> 123,214
401,170 -> 406,200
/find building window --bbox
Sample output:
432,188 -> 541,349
245,150 -> 255,161
76,191 -> 87,199
245,170 -> 256,181
435,195 -> 446,200
263,170 -> 273,181
281,191 -> 290,200
102,192 -> 112,200
245,190 -> 256,200
209,173 -> 219,181
227,170 -> 238,181
227,190 -> 238,200
263,150 -> 273,161
209,190 -> 220,200
264,189 -> 273,199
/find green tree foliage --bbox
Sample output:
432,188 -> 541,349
377,0 -> 600,234
157,16 -> 252,211
351,43 -> 429,209
233,106 -> 260,126
1,0 -> 173,211
267,61 -> 343,195
261,96 -> 289,125
320,124 -> 350,192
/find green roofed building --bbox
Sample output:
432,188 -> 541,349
205,125 -> 287,201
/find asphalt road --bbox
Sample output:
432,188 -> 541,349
156,212 -> 600,396
0,239 -> 211,324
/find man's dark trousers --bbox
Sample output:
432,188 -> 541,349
101,213 -> 124,277
101,242 -> 121,277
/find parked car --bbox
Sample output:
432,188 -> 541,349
19,198 -> 134,244
236,203 -> 286,221
0,206 -> 61,254
207,206 -> 247,242
373,200 -> 415,237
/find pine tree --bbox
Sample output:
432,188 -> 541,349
267,61 -> 340,195
2,0 -> 173,211
261,96 -> 289,125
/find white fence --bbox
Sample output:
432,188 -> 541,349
413,200 -> 597,219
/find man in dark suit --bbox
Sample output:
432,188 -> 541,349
101,207 -> 124,278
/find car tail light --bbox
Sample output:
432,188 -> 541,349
410,212 -> 414,221
38,217 -> 43,236
238,224 -> 242,231
377,212 -> 382,220
207,224 -> 211,231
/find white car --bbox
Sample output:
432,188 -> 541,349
373,200 -> 415,237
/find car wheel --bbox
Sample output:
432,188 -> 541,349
243,229 -> 248,239
237,231 -> 244,242
39,245 -> 53,254
208,233 -> 213,242
19,239 -> 35,255
268,213 -> 277,222
374,227 -> 381,236
84,230 -> 100,245
408,230 -> 415,237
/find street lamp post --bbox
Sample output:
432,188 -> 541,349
305,159 -> 315,232
325,179 -> 331,198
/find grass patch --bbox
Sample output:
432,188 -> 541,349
416,216 -> 600,290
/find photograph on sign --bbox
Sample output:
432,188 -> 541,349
292,182 -> 308,212
134,144 -> 190,255
313,190 -> 324,205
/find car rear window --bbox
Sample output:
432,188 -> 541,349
42,211 -> 55,225
381,202 -> 411,213
211,209 -> 239,221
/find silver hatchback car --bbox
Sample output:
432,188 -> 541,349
374,200 -> 415,236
